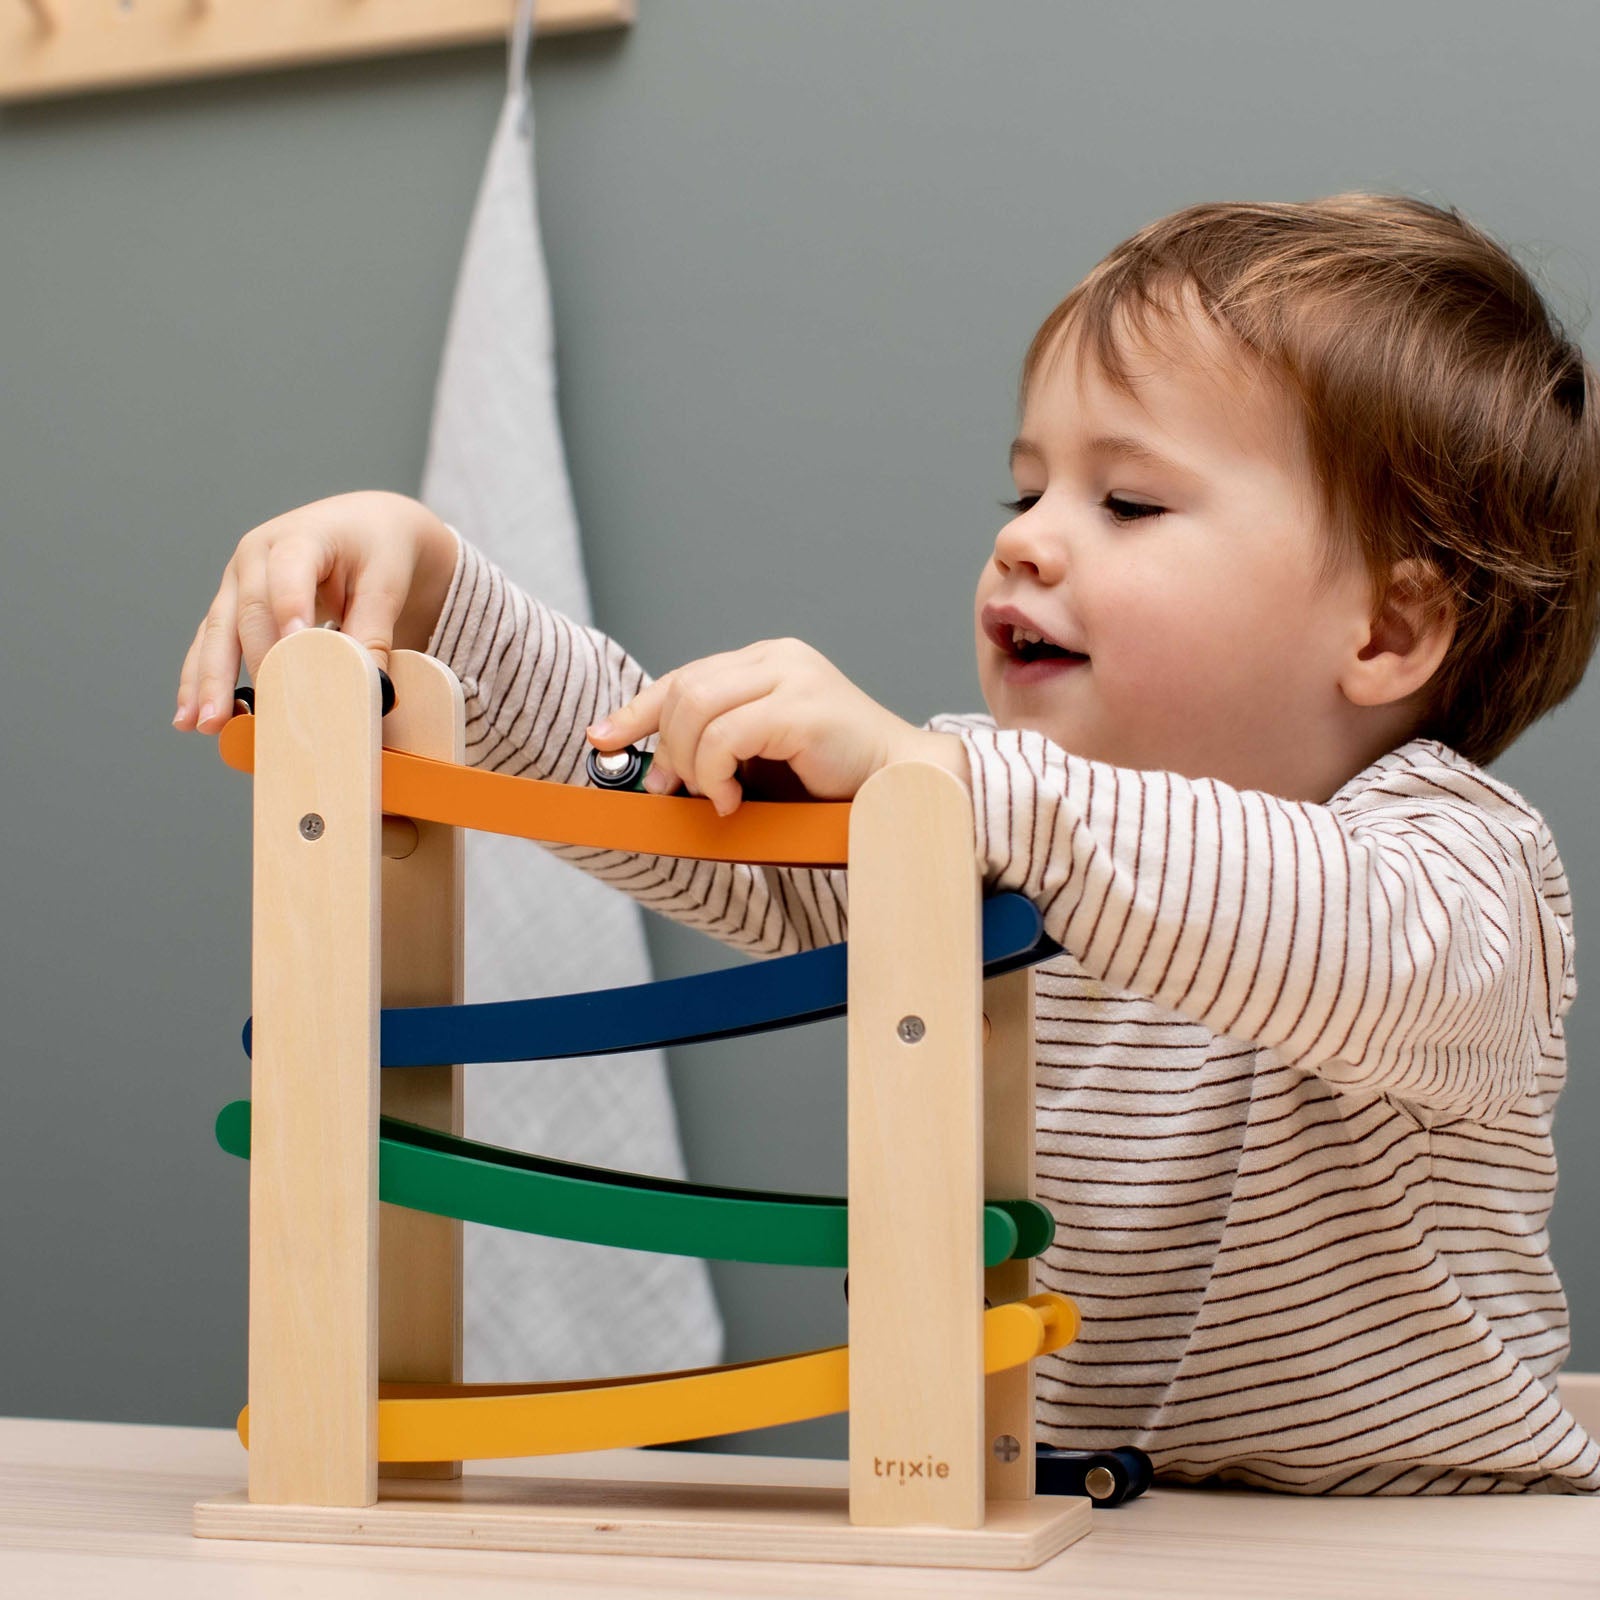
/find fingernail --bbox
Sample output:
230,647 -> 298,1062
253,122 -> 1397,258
172,710 -> 185,727
198,701 -> 216,727
284,617 -> 306,636
588,718 -> 613,740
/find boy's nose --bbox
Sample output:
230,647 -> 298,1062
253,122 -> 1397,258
992,511 -> 1067,583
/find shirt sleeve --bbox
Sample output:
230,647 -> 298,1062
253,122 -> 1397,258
948,720 -> 1575,1122
424,531 -> 849,956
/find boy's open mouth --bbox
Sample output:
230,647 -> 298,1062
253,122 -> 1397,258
1001,629 -> 1090,688
1007,627 -> 1088,665
982,606 -> 1090,679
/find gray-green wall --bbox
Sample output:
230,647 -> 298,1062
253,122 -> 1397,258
4,2 -> 1598,1455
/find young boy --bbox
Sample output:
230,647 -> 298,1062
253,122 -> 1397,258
176,193 -> 1600,1493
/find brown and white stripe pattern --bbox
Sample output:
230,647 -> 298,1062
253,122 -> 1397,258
429,536 -> 1600,1494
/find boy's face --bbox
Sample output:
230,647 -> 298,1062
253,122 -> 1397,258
974,307 -> 1376,799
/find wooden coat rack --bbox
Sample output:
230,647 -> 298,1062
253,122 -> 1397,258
0,1 -> 633,104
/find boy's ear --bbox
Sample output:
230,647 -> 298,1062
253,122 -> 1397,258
1340,558 -> 1456,710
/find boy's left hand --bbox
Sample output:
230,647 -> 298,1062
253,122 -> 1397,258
586,638 -> 969,816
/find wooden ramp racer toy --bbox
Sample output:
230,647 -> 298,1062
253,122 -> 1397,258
192,628 -> 1094,1570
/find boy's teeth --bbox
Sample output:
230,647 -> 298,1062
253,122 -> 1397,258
1013,625 -> 1046,646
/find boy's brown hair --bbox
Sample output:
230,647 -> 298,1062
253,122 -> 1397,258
1024,194 -> 1600,764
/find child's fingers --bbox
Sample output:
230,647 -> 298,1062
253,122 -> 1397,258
187,569 -> 245,734
651,660 -> 782,800
590,649 -> 772,750
174,615 -> 212,730
689,700 -> 791,816
337,553 -> 412,673
588,676 -> 670,749
261,533 -> 328,654
641,751 -> 681,795
233,537 -> 280,680
587,651 -> 785,811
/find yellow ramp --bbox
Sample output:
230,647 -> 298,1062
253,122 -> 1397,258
239,1294 -> 1077,1462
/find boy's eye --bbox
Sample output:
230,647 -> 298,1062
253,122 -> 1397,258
1104,494 -> 1165,523
999,493 -> 1166,521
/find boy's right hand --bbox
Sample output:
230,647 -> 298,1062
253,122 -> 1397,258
172,490 -> 459,735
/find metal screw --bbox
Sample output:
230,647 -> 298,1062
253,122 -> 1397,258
992,1434 -> 1021,1464
298,813 -> 325,841
1085,1465 -> 1117,1501
896,1015 -> 926,1044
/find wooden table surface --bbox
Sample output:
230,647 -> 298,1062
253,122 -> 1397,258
3,1415 -> 1598,1598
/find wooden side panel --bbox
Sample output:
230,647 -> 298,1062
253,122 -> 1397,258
983,966 -> 1037,1500
248,628 -> 381,1507
847,762 -> 985,1529
378,652 -> 466,1481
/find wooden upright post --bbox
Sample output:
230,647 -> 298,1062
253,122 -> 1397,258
984,966 -> 1038,1500
377,652 -> 466,1479
846,761 -> 985,1528
247,628 -> 381,1506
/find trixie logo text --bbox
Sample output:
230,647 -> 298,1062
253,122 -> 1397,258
873,1456 -> 950,1483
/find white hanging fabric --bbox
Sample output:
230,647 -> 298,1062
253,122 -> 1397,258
418,0 -> 723,1382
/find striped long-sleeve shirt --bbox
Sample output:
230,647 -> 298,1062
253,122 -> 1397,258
428,533 -> 1600,1495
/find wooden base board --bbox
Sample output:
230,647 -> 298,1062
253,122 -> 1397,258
194,1468 -> 1091,1571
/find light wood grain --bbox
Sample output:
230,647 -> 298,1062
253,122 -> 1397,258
248,628 -> 381,1507
195,1474 -> 1088,1569
377,652 -> 465,1482
7,1419 -> 1595,1598
984,965 -> 1038,1502
846,761 -> 986,1529
0,0 -> 634,104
